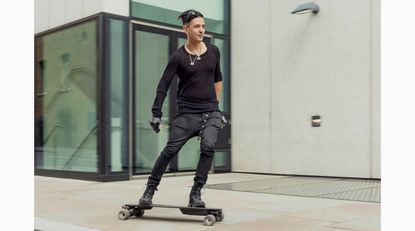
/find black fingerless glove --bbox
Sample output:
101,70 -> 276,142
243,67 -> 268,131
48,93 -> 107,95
149,117 -> 161,133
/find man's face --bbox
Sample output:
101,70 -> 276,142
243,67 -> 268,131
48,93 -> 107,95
184,17 -> 205,42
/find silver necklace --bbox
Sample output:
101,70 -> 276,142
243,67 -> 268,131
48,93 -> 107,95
187,43 -> 202,65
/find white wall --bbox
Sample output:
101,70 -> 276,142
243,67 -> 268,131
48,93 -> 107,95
231,0 -> 380,178
35,0 -> 129,34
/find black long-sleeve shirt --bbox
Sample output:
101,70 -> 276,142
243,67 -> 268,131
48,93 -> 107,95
151,42 -> 223,118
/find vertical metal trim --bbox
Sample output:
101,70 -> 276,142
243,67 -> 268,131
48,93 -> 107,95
229,0 -> 232,172
97,14 -> 105,175
129,0 -> 132,17
101,13 -> 112,176
101,13 -> 107,176
128,21 -> 134,179
169,34 -> 179,171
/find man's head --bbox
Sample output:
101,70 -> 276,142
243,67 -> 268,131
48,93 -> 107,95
178,9 -> 205,42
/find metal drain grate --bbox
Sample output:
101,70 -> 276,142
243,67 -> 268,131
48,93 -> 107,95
206,176 -> 381,203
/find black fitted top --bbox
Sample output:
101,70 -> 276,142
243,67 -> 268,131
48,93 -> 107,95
151,42 -> 223,118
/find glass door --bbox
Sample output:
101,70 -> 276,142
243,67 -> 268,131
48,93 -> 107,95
133,23 -> 215,175
133,27 -> 170,174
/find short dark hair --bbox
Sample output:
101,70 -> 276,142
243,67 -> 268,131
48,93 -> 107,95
178,9 -> 204,25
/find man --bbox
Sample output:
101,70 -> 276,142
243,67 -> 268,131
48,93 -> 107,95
138,9 -> 225,208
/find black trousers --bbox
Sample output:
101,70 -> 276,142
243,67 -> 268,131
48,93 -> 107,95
147,111 -> 222,186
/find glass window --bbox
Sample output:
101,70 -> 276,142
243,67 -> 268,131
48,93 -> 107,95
35,20 -> 98,172
131,0 -> 230,35
107,18 -> 129,173
212,38 -> 230,112
214,151 -> 230,171
134,30 -> 171,174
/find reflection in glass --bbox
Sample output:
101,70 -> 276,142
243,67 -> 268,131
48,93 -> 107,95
214,151 -> 230,171
131,0 -> 230,35
108,19 -> 129,173
135,31 -> 170,173
212,38 -> 230,112
35,20 -> 98,172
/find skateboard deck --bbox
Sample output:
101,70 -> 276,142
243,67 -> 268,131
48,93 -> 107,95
118,203 -> 224,226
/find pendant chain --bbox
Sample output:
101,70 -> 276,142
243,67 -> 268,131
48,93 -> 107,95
187,43 -> 202,66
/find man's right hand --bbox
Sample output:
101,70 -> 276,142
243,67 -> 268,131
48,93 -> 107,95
149,117 -> 161,133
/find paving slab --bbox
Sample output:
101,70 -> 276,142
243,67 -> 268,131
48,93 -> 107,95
35,173 -> 380,231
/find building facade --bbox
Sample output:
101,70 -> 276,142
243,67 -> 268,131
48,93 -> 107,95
231,0 -> 380,179
35,0 -> 380,181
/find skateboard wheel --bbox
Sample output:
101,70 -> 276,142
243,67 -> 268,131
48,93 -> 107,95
216,211 -> 224,222
118,209 -> 130,220
135,209 -> 144,218
203,214 -> 216,226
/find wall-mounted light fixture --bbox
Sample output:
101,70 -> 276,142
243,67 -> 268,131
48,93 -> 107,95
291,2 -> 320,15
311,115 -> 321,127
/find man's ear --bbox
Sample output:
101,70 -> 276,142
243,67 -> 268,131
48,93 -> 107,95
182,25 -> 187,33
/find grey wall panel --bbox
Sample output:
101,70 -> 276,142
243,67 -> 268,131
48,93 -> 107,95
231,0 -> 272,172
48,0 -> 66,30
35,0 -> 49,33
231,0 -> 380,178
102,0 -> 129,17
272,0 -> 372,177
64,0 -> 84,23
35,0 -> 129,34
83,0 -> 102,16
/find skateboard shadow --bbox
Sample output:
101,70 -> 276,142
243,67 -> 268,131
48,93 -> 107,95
132,215 -> 202,223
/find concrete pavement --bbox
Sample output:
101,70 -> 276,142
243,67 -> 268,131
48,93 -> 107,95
35,173 -> 380,231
